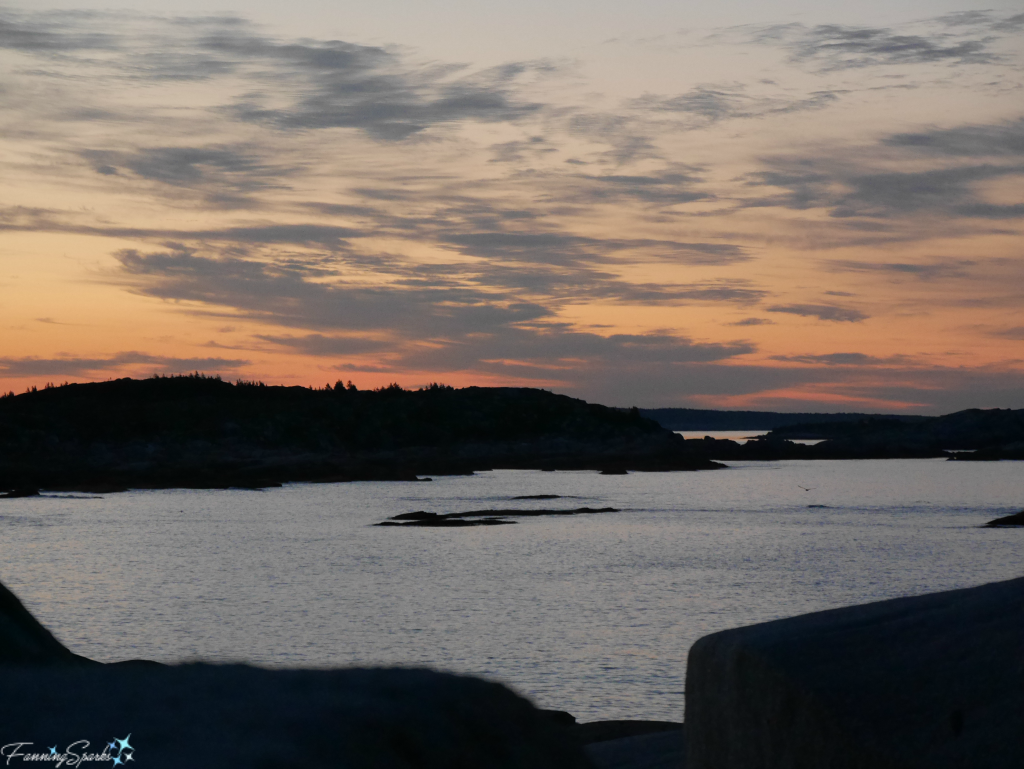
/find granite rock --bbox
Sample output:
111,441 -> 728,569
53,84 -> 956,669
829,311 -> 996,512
685,576 -> 1024,768
0,579 -> 92,666
0,664 -> 596,769
1,577 -> 593,768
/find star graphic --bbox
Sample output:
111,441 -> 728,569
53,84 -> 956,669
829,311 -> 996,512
107,740 -> 117,752
115,735 -> 133,753
111,757 -> 123,767
49,747 -> 57,755
124,752 -> 134,762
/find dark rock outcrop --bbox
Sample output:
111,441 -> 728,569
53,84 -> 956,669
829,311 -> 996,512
585,730 -> 685,769
0,580 -> 93,666
0,577 -> 593,767
984,510 -> 1024,527
0,664 -> 595,769
685,576 -> 1024,768
378,515 -> 515,527
378,507 -> 621,527
0,487 -> 39,498
572,720 -> 682,745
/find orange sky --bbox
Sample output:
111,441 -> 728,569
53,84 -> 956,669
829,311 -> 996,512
1,6 -> 1022,412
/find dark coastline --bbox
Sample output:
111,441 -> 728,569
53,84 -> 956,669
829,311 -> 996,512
1,377 -> 1020,494
0,376 -> 722,493
638,407 -> 928,431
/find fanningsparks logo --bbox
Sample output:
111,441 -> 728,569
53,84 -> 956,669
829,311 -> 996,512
2,735 -> 135,767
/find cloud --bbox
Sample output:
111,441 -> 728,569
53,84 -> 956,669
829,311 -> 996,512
437,231 -> 748,266
263,327 -> 754,375
0,10 -> 117,54
632,84 -> 840,124
569,169 -> 716,206
824,258 -> 976,280
744,154 -> 1024,222
769,352 -> 910,365
884,117 -> 1024,158
107,246 -> 761,381
2,8 -> 1021,413
1,10 -> 549,141
766,304 -> 867,322
218,35 -> 548,140
256,334 -> 390,356
743,20 -> 1003,71
113,246 -> 552,336
1,203 -> 764,310
991,326 -> 1024,340
81,144 -> 294,189
0,351 -> 248,378
112,242 -> 764,330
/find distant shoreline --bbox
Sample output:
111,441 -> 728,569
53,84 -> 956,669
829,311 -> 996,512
1,377 -> 1019,494
636,407 -> 927,432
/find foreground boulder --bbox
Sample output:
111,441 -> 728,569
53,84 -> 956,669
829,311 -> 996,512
0,664 -> 594,768
0,577 -> 593,768
0,579 -> 92,665
685,576 -> 1024,768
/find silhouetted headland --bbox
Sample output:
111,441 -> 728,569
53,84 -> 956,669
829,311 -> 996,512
0,375 -> 722,492
677,408 -> 1024,461
640,407 -> 928,431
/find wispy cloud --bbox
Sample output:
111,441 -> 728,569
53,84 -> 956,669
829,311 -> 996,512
766,304 -> 868,322
1,7 -> 1022,411
769,352 -> 911,366
823,258 -> 976,280
0,352 -> 249,378
991,326 -> 1024,340
744,160 -> 1024,220
738,17 -> 1010,71
632,84 -> 840,125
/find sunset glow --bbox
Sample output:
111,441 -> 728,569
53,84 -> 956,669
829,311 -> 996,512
1,1 -> 1022,411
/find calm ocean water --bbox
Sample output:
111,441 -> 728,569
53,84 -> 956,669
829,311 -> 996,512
1,459 -> 1021,722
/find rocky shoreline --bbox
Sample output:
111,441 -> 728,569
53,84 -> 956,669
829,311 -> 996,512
0,576 -> 679,768
5,573 -> 1021,767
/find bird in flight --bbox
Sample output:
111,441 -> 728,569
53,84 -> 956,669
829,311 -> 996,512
798,485 -> 815,491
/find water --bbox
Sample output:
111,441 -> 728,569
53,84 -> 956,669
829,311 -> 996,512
1,459 -> 1021,722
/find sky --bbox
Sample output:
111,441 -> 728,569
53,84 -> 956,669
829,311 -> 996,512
1,1 -> 1022,412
